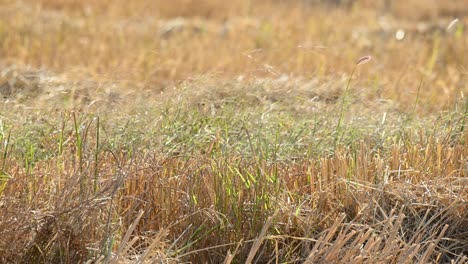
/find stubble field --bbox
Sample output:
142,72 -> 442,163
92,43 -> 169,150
0,0 -> 467,263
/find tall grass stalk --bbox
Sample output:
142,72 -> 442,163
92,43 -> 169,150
412,77 -> 424,117
0,129 -> 10,196
335,56 -> 372,148
94,116 -> 100,193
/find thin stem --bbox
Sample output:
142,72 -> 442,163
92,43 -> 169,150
335,66 -> 357,148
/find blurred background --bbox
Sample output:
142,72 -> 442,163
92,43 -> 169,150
0,0 -> 467,111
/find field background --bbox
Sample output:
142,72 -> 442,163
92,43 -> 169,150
0,0 -> 467,263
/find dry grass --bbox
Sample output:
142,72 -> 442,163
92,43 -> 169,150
0,0 -> 467,263
1,0 -> 467,110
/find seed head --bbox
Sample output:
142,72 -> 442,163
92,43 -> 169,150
447,18 -> 459,32
356,55 -> 372,66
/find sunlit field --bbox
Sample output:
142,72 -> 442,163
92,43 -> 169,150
0,0 -> 467,263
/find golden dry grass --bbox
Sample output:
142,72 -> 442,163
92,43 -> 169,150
0,0 -> 467,263
1,0 -> 466,110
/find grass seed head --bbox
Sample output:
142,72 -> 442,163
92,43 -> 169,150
356,55 -> 372,66
446,18 -> 459,32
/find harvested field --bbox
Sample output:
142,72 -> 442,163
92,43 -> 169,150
0,0 -> 467,263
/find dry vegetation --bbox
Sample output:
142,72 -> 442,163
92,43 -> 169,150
0,0 -> 467,263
